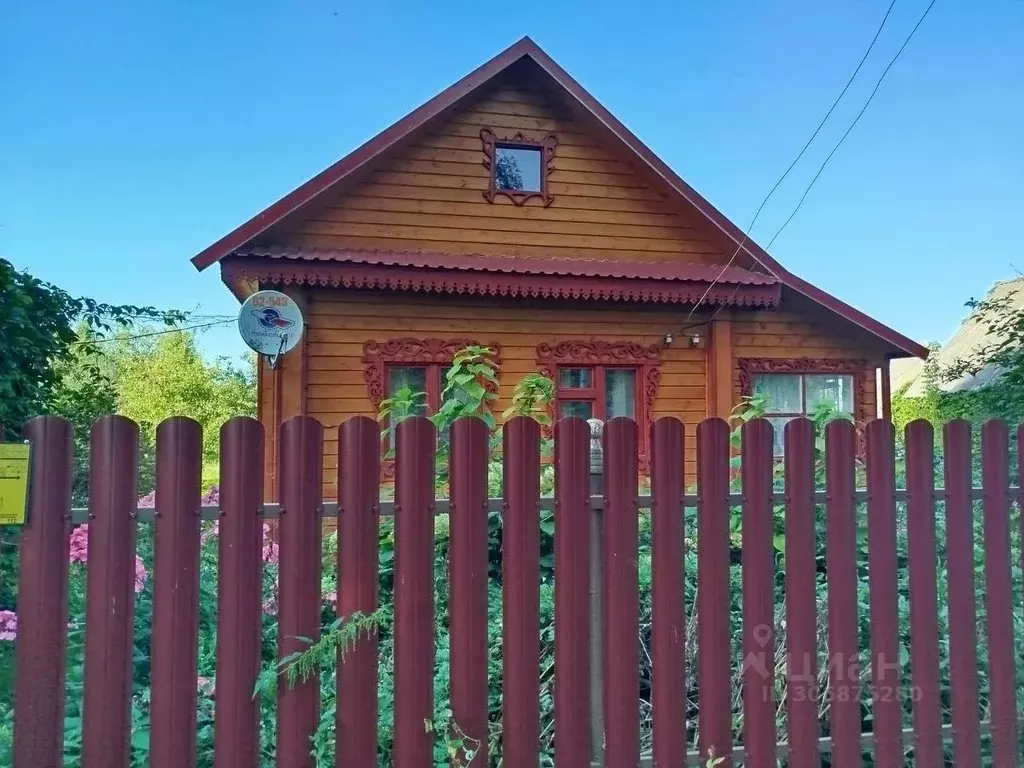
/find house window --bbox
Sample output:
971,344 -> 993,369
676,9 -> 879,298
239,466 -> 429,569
556,367 -> 638,422
385,364 -> 444,447
480,128 -> 558,206
536,339 -> 661,471
754,373 -> 854,455
362,338 -> 502,473
494,146 -> 542,192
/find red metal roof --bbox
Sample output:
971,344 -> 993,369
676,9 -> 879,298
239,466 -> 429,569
190,37 -> 927,359
222,255 -> 781,309
234,245 -> 778,285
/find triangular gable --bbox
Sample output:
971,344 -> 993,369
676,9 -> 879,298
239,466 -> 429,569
190,36 -> 927,359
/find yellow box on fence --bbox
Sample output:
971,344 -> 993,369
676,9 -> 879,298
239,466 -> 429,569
0,443 -> 31,525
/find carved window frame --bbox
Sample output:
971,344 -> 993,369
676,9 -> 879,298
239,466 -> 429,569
737,357 -> 869,450
536,340 -> 662,471
362,337 -> 502,476
480,127 -> 558,207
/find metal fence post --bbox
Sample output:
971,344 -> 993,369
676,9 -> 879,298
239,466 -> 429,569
588,418 -> 604,765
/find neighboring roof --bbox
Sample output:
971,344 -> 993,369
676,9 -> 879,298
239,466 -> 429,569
190,36 -> 928,359
223,248 -> 782,308
894,278 -> 1024,396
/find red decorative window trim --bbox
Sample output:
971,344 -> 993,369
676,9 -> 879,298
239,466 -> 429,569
536,340 -> 661,471
737,357 -> 870,427
480,127 -> 558,207
362,337 -> 502,477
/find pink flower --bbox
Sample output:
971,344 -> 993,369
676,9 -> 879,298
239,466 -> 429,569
0,610 -> 16,641
137,490 -> 156,507
201,520 -> 220,545
262,591 -> 277,616
69,526 -> 146,594
134,556 -> 147,593
261,524 -> 279,565
197,676 -> 216,698
322,590 -> 337,608
201,486 -> 220,505
69,526 -> 89,564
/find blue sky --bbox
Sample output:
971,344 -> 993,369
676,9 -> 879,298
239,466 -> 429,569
3,1 -> 1022,360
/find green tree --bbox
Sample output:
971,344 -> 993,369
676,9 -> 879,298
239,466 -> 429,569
111,331 -> 256,470
0,257 -> 183,434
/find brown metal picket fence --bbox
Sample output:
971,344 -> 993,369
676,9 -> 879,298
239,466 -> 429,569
8,413 -> 1024,766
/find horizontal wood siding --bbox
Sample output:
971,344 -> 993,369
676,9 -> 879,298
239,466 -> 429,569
275,71 -> 747,267
731,293 -> 886,420
292,289 -> 705,495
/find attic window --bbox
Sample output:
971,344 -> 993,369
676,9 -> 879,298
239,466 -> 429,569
495,146 -> 542,192
480,127 -> 558,207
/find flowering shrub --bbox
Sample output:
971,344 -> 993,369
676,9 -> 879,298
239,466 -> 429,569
0,611 -> 16,643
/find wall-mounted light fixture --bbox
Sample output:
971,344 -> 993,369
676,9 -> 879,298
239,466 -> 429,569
689,333 -> 702,347
663,333 -> 674,346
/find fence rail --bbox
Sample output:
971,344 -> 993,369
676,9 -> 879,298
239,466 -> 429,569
8,413 -> 1024,767
65,486 -> 1021,523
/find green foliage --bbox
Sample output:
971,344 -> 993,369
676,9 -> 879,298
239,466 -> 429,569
377,387 -> 427,443
432,345 -> 500,432
0,257 -> 184,434
501,372 -> 555,425
111,332 -> 256,466
269,609 -> 390,690
894,291 -> 1024,432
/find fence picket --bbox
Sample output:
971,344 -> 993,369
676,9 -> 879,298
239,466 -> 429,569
785,418 -> 820,768
980,420 -> 1020,767
740,418 -> 776,766
393,416 -> 437,768
215,417 -> 265,768
276,416 -> 324,768
501,417 -> 541,767
602,417 -> 640,765
650,418 -> 686,768
449,417 -> 491,763
13,417 -> 73,768
696,418 -> 732,767
825,420 -> 860,768
336,416 -> 381,768
81,415 -> 140,767
554,417 -> 591,768
905,420 -> 942,765
150,418 -> 203,768
943,420 -> 981,767
865,419 -> 903,767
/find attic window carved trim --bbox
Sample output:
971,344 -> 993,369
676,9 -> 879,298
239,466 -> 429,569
480,127 -> 558,207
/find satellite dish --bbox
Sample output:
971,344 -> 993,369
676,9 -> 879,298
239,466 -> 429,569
238,290 -> 304,368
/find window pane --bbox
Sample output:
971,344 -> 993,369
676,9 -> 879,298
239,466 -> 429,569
560,401 -> 593,420
387,367 -> 428,411
605,369 -> 636,419
767,416 -> 795,456
753,374 -> 802,414
494,146 -> 542,192
387,366 -> 427,449
805,374 -> 854,414
559,367 -> 593,389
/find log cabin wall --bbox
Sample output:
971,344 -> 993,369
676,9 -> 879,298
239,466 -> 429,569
265,62 -> 755,270
256,288 -> 886,500
251,61 -> 889,498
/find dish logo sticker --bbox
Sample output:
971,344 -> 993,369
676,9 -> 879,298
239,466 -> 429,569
253,307 -> 295,330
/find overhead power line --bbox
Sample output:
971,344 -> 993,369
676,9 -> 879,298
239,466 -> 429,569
682,0 -> 901,325
73,319 -> 235,345
765,0 -> 939,249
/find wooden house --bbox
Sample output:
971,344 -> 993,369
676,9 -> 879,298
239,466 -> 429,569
190,37 -> 927,498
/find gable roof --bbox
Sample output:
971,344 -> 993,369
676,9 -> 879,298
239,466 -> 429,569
190,36 -> 928,359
